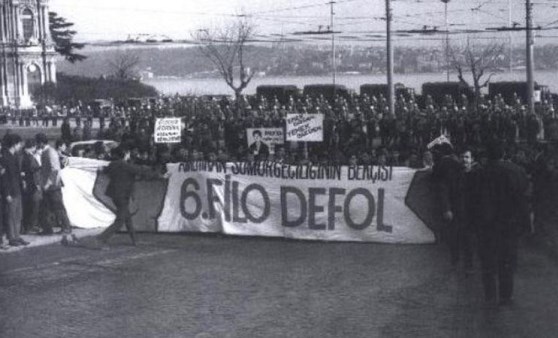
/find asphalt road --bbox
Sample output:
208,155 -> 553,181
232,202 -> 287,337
1,233 -> 558,338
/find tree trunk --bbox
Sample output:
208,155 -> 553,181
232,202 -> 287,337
474,82 -> 482,113
234,88 -> 243,116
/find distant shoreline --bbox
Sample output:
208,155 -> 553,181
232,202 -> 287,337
144,70 -> 556,96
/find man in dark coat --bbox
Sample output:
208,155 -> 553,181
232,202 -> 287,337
431,142 -> 462,265
0,142 -> 6,249
478,141 -> 529,306
455,147 -> 483,272
21,139 -> 42,234
97,146 -> 160,246
61,118 -> 72,143
1,134 -> 28,246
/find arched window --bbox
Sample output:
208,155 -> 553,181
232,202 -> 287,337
21,9 -> 34,41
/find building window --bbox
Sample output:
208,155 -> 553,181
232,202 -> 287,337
21,9 -> 34,41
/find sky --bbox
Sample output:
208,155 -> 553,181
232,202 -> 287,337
48,0 -> 558,45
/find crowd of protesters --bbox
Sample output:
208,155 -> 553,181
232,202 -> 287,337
2,91 -> 558,251
0,132 -> 72,249
4,91 -> 555,167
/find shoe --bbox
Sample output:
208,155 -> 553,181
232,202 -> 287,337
8,240 -> 22,247
90,238 -> 109,250
61,235 -> 69,246
71,234 -> 81,244
451,257 -> 459,267
16,238 -> 30,246
498,298 -> 514,307
464,266 -> 475,276
30,226 -> 42,234
0,242 -> 10,250
96,235 -> 108,245
55,229 -> 72,235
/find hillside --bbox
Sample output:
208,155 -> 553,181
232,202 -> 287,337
57,43 -> 558,79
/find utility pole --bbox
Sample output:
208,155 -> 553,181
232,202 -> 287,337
386,0 -> 395,116
526,0 -> 535,115
442,0 -> 450,82
508,0 -> 513,72
329,1 -> 336,88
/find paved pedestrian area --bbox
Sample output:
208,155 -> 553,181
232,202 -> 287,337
1,234 -> 557,337
0,228 -> 103,254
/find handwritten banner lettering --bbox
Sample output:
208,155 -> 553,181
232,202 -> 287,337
157,162 -> 436,243
155,118 -> 182,143
286,114 -> 324,142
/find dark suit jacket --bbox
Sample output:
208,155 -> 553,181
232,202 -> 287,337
479,160 -> 530,235
1,150 -> 22,198
104,160 -> 156,201
21,152 -> 41,194
248,141 -> 270,161
432,154 -> 462,215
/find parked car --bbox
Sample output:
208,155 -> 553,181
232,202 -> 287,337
69,140 -> 119,157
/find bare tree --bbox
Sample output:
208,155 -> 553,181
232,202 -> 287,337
450,39 -> 506,108
194,18 -> 255,100
109,49 -> 141,80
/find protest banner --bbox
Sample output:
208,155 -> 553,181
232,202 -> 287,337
61,157 -> 115,229
286,114 -> 324,142
154,118 -> 182,143
61,159 -> 440,244
61,157 -> 167,232
157,162 -> 436,244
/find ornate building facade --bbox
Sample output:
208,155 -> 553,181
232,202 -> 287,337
0,0 -> 56,108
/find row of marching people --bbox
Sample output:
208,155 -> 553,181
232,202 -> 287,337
0,133 -> 72,249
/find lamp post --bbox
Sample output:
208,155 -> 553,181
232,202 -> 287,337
441,0 -> 451,82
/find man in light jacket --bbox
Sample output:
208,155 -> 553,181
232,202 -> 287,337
35,133 -> 72,235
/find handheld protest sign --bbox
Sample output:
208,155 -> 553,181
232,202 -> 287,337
286,114 -> 324,142
154,118 -> 182,143
246,128 -> 284,154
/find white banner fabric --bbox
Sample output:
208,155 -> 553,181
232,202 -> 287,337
157,162 -> 435,244
61,157 -> 114,229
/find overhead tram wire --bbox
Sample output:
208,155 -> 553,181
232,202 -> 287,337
54,4 -> 241,18
246,0 -> 362,16
82,22 -> 558,47
77,0 -> 558,47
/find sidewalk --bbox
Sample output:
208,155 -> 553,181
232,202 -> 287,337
0,228 -> 104,254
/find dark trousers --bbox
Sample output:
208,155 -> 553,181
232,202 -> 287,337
445,220 -> 474,267
98,196 -> 136,245
0,200 -> 4,242
478,231 -> 518,302
41,189 -> 71,233
5,196 -> 22,241
23,190 -> 41,232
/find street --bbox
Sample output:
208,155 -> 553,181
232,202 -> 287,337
1,233 -> 558,338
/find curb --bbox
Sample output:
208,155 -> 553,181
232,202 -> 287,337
0,228 -> 104,254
